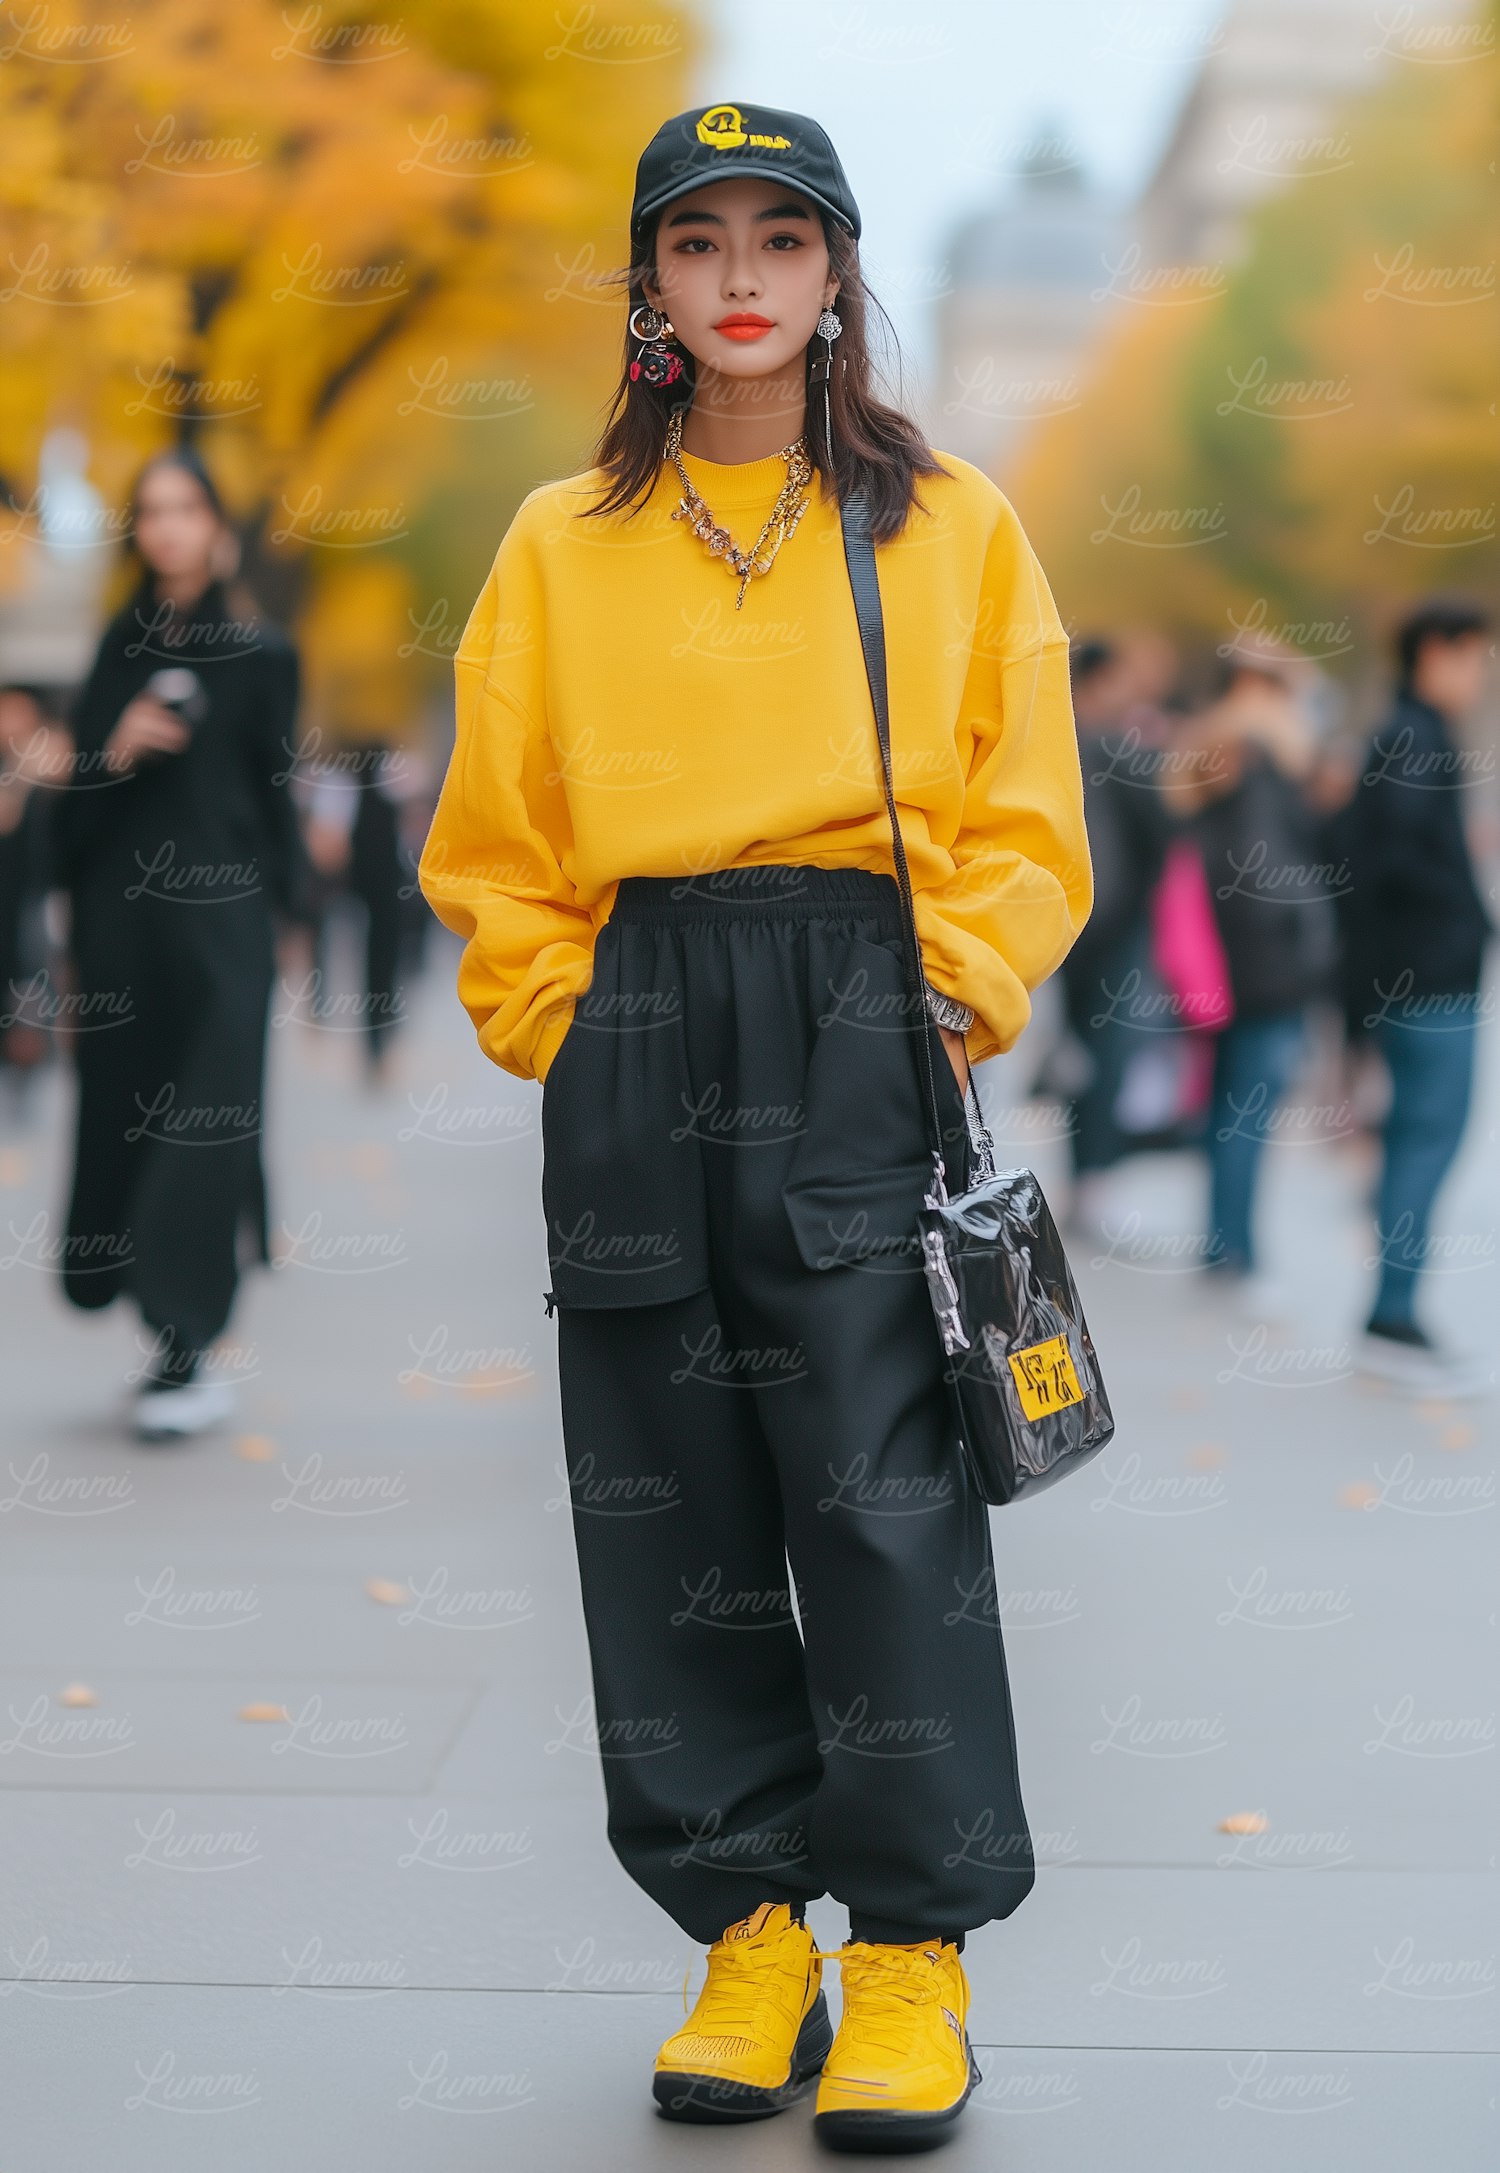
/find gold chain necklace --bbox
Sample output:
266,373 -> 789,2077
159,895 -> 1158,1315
663,404 -> 813,608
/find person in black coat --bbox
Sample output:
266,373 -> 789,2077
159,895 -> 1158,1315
1058,639 -> 1172,1218
50,448 -> 310,1439
1336,597 -> 1493,1394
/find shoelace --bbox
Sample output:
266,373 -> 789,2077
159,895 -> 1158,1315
811,1942 -> 948,2060
678,1933 -> 806,2039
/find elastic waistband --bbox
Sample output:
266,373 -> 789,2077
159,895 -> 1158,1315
608,864 -> 904,929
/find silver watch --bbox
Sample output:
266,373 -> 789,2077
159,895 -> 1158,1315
923,979 -> 974,1033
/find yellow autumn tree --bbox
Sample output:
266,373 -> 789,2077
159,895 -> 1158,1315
0,0 -> 698,729
1009,288 -> 1237,642
1011,11 -> 1498,663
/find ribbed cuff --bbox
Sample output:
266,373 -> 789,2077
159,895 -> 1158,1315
848,1915 -> 967,1951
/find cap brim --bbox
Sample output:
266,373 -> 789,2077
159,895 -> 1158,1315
633,164 -> 857,240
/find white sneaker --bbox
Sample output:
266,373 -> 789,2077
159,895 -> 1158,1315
134,1374 -> 236,1441
1354,1328 -> 1492,1401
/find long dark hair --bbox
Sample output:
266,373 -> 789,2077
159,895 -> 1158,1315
122,446 -> 262,624
584,213 -> 948,543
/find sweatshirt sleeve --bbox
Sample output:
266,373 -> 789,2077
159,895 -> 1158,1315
912,491 -> 1093,1064
418,501 -> 597,1083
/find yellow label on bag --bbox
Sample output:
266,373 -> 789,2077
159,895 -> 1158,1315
1007,1334 -> 1084,1421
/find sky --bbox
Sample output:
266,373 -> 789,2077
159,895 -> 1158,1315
687,0 -> 1229,391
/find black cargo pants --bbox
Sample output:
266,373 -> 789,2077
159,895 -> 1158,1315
542,866 -> 1034,1946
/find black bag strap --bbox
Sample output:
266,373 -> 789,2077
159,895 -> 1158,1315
839,487 -> 954,1199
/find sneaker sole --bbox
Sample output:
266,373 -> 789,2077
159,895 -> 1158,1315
134,1411 -> 232,1442
133,1386 -> 235,1442
814,2042 -> 981,2154
653,1990 -> 832,2124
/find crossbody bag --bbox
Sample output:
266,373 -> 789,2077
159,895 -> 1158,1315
839,486 -> 1115,1505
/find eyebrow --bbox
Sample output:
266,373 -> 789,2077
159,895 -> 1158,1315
663,200 -> 813,230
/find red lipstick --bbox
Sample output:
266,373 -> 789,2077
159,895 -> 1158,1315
714,313 -> 774,342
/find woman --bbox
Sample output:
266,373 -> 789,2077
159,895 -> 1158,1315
53,450 -> 307,1440
421,103 -> 1091,2151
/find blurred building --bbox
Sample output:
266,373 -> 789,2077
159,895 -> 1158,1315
1137,0 -> 1473,269
930,151 -> 1125,479
932,0 -> 1479,485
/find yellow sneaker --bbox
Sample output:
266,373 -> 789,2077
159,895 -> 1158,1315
653,1900 -> 831,2123
812,1937 -> 980,2151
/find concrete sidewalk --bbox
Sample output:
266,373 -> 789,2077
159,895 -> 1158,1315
1,939 -> 1494,2171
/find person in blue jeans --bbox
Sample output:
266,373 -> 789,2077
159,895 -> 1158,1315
1340,597 -> 1493,1395
1369,1016 -> 1478,1327
1164,656 -> 1336,1312
1206,1009 -> 1306,1274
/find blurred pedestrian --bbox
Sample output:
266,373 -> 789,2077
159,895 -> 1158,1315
0,685 -> 72,1108
1342,598 -> 1493,1394
1164,656 -> 1336,1314
298,743 -> 410,1082
1059,638 -> 1172,1231
51,449 -> 309,1440
1306,720 -> 1379,1058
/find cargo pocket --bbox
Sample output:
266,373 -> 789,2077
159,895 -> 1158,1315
540,929 -> 712,1310
779,929 -> 970,1278
781,1159 -> 935,1276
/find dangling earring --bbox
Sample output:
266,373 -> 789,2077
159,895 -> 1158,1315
628,303 -> 684,388
809,304 -> 842,452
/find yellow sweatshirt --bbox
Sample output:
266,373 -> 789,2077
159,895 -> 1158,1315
419,444 -> 1092,1082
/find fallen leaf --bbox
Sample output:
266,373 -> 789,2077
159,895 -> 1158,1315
234,1435 -> 277,1462
238,1702 -> 288,1723
1187,1444 -> 1227,1469
365,1578 -> 409,1606
1217,1811 -> 1268,1836
1440,1424 -> 1475,1452
1339,1482 -> 1380,1509
57,1682 -> 97,1708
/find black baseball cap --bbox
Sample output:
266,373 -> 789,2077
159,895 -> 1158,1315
630,101 -> 861,247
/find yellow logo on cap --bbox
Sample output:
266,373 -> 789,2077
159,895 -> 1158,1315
696,103 -> 791,152
697,104 -> 745,148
